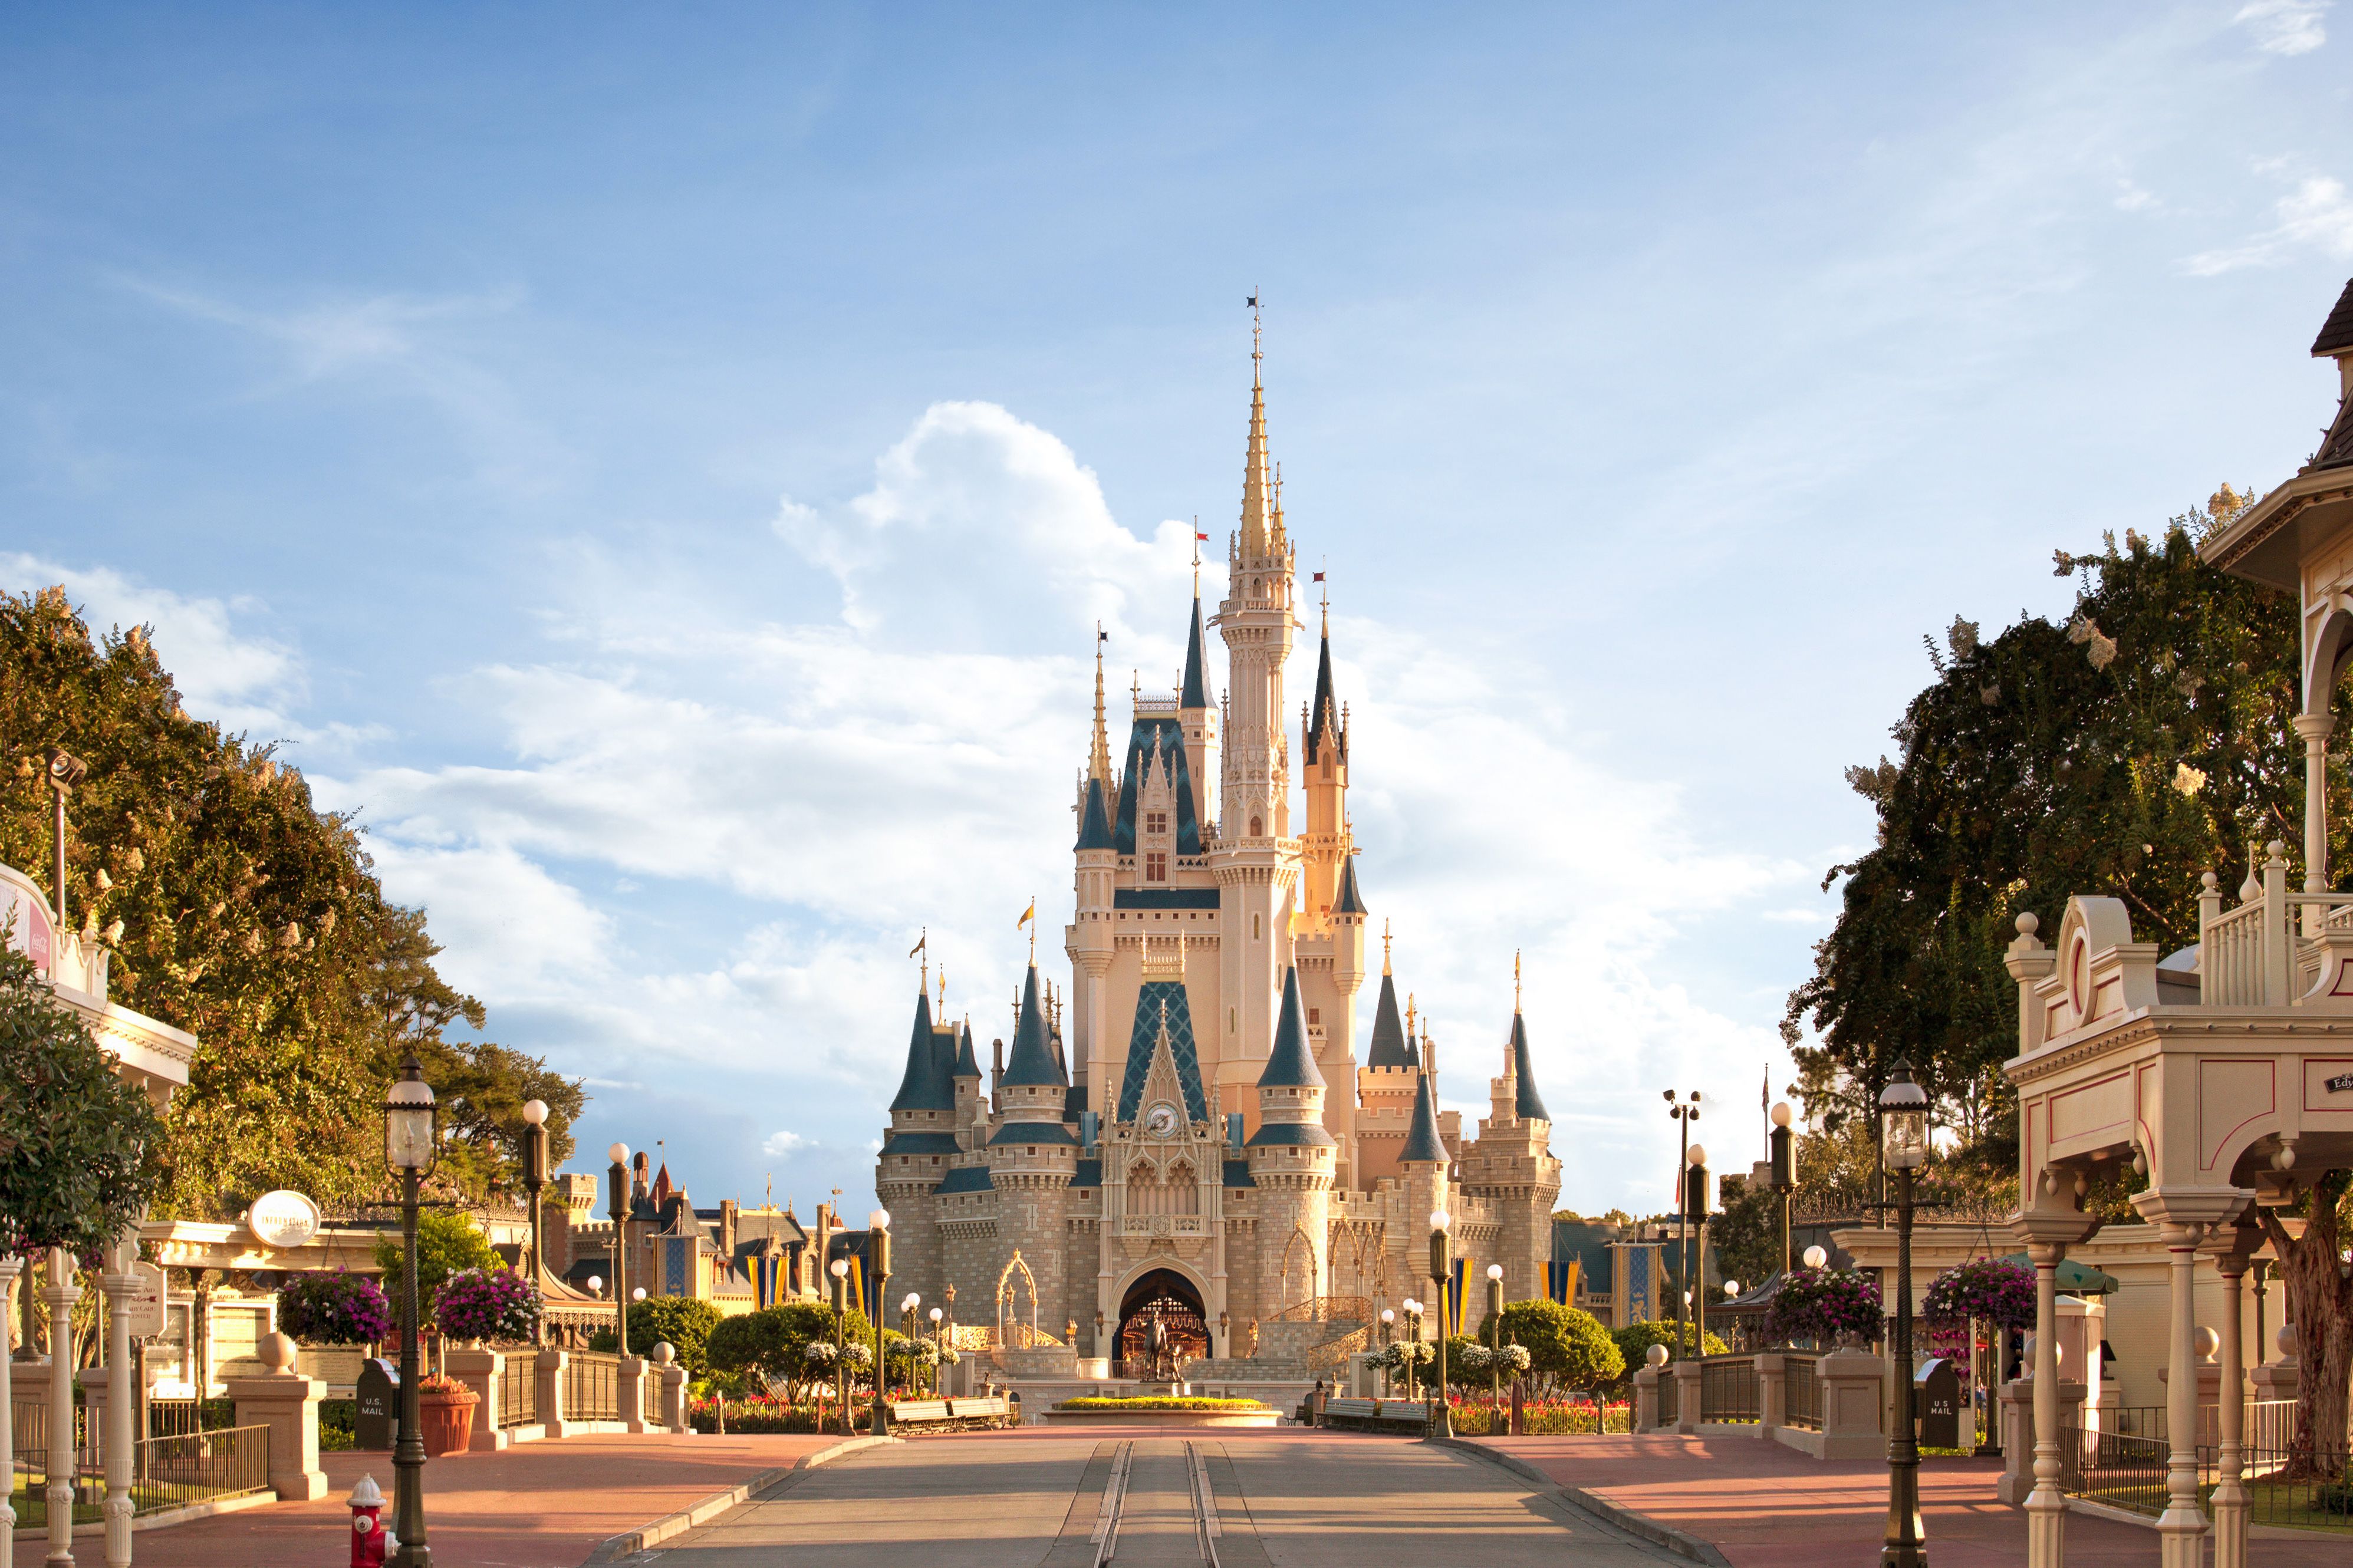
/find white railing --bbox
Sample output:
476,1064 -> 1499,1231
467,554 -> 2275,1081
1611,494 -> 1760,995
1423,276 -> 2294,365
2201,898 -> 2270,1006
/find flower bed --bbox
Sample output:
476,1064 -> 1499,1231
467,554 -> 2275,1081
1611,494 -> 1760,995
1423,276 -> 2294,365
1440,1395 -> 1632,1437
687,1396 -> 853,1435
1056,1397 -> 1269,1412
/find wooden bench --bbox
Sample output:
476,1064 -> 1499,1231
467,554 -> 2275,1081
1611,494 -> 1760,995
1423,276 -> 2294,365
1318,1397 -> 1430,1434
888,1395 -> 1018,1433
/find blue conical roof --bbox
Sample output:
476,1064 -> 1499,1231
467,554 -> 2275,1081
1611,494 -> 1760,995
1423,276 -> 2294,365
1333,857 -> 1367,916
888,990 -> 955,1112
1002,964 -> 1065,1088
1510,1010 -> 1549,1122
1181,595 -> 1210,710
1400,1069 -> 1447,1164
1366,971 -> 1410,1068
1305,622 -> 1343,765
1258,967 -> 1323,1088
953,1021 -> 980,1080
1075,775 -> 1115,851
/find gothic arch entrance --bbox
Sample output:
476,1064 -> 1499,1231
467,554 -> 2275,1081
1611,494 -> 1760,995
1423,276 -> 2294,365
1117,1267 -> 1209,1382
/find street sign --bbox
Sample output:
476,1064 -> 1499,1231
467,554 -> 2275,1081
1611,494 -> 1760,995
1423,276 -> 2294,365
249,1189 -> 321,1251
123,1261 -> 167,1339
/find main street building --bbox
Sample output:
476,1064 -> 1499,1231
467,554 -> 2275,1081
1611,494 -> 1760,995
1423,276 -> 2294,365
873,336 -> 1560,1380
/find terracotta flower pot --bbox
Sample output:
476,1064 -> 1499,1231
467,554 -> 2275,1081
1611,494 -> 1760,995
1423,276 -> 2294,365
418,1389 -> 478,1457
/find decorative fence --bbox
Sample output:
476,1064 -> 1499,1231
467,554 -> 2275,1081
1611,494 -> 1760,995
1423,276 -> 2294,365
1307,1325 -> 1372,1376
1268,1296 -> 1373,1325
2059,1422 -> 2169,1516
563,1353 -> 623,1424
6,1400 -> 269,1524
1783,1356 -> 1821,1431
146,1398 -> 236,1440
499,1351 -> 539,1429
1657,1369 -> 1679,1427
1699,1357 -> 1759,1424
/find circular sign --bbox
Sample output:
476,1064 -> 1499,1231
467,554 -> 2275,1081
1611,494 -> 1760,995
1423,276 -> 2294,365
248,1189 -> 321,1251
1144,1102 -> 1179,1138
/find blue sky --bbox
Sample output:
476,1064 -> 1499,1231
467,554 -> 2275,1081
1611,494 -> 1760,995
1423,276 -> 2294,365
5,3 -> 2350,1218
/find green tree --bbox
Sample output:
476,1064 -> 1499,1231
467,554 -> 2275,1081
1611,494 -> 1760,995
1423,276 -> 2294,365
1610,1319 -> 1727,1386
1784,497 -> 2321,1167
373,1210 -> 501,1326
707,1300 -> 878,1400
626,1296 -> 723,1376
0,946 -> 167,1256
1478,1299 -> 1623,1394
1709,1173 -> 1781,1293
0,586 -> 585,1216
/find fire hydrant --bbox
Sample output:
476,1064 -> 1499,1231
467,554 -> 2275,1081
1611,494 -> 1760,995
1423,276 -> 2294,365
350,1475 -> 387,1566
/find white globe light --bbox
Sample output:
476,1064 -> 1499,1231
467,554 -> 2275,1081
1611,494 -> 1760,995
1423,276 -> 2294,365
870,1208 -> 891,1230
1770,1101 -> 1793,1128
607,1142 -> 629,1165
929,1307 -> 943,1322
587,1274 -> 603,1293
830,1257 -> 850,1279
1686,1144 -> 1706,1168
1429,1208 -> 1450,1231
1486,1263 -> 1504,1282
522,1099 -> 548,1127
1803,1245 -> 1828,1270
1381,1309 -> 1394,1323
1724,1280 -> 1742,1297
633,1287 -> 646,1302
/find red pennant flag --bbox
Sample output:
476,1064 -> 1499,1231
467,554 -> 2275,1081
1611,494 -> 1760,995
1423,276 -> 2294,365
1312,571 -> 1326,582
1195,531 -> 1209,542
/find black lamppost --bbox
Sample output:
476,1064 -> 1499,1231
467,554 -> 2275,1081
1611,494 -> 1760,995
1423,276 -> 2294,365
900,1292 -> 919,1398
929,1306 -> 945,1395
1401,1299 -> 1421,1399
605,1142 -> 631,1358
384,1054 -> 438,1568
1769,1101 -> 1796,1280
521,1099 -> 549,1347
1428,1208 -> 1454,1439
1664,1090 -> 1700,1353
1485,1263 -> 1505,1417
867,1210 -> 892,1435
828,1256 -> 851,1435
1879,1061 -> 1930,1568
1684,1145 -> 1711,1358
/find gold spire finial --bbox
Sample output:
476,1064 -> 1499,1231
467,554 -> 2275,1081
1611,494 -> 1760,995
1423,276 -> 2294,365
1089,624 -> 1112,784
938,963 -> 947,1012
1382,919 -> 1393,976
1515,950 -> 1522,1012
1239,297 -> 1272,557
1406,993 -> 1416,1040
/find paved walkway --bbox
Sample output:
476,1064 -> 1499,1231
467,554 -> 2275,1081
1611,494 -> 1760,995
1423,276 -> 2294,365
642,1431 -> 1677,1567
9,1432 -> 849,1568
1472,1431 -> 2347,1567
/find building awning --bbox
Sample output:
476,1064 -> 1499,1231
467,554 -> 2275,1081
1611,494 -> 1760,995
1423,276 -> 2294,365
1999,1253 -> 2119,1294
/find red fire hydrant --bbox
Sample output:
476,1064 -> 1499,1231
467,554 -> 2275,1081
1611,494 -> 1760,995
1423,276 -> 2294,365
350,1475 -> 387,1566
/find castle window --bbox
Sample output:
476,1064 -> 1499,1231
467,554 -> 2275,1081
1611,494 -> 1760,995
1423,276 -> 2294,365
1146,851 -> 1167,881
1252,914 -> 1261,940
1146,811 -> 1167,836
1250,815 -> 1262,837
1308,1007 -> 1321,1026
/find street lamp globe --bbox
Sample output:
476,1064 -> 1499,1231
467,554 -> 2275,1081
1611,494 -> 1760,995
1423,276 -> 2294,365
929,1306 -> 943,1323
384,1056 -> 437,1172
1724,1280 -> 1741,1297
1381,1309 -> 1394,1324
1686,1142 -> 1706,1168
903,1292 -> 920,1313
869,1208 -> 891,1230
1770,1101 -> 1793,1128
1803,1245 -> 1828,1269
633,1287 -> 646,1302
1486,1263 -> 1503,1282
830,1257 -> 850,1279
587,1274 -> 603,1295
521,1098 -> 548,1127
608,1142 -> 629,1166
1429,1209 -> 1450,1231
1879,1062 -> 1930,1170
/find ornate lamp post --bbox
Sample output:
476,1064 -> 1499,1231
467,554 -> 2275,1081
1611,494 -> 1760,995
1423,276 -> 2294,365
384,1053 -> 439,1568
521,1099 -> 549,1346
1769,1101 -> 1796,1280
868,1210 -> 892,1434
929,1306 -> 945,1395
829,1257 -> 851,1435
1879,1061 -> 1931,1568
1485,1263 -> 1505,1416
1684,1145 -> 1711,1357
1664,1090 -> 1700,1352
1401,1299 -> 1420,1399
899,1292 -> 919,1398
1722,1281 -> 1743,1352
1428,1209 -> 1454,1439
605,1142 -> 632,1358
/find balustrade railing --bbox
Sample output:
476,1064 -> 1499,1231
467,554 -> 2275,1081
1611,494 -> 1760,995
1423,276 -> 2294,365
1783,1355 -> 1821,1431
564,1353 -> 622,1423
1698,1356 -> 1759,1424
1656,1369 -> 1679,1427
499,1350 -> 539,1428
1268,1296 -> 1373,1325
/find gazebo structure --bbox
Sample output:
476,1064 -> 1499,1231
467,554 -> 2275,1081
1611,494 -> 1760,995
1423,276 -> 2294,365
2001,279 -> 2353,1568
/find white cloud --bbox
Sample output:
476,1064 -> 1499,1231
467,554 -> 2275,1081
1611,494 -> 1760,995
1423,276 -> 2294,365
762,1130 -> 808,1155
2234,0 -> 2329,55
2182,172 -> 2353,274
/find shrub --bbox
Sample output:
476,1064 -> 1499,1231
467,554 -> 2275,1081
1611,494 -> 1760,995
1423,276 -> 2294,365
707,1301 -> 877,1399
1609,1320 -> 1728,1385
373,1211 -> 501,1329
626,1295 -> 722,1375
277,1270 -> 393,1346
1479,1300 -> 1624,1393
433,1268 -> 539,1343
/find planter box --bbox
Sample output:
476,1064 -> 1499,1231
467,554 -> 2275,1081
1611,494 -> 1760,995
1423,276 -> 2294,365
419,1392 -> 478,1457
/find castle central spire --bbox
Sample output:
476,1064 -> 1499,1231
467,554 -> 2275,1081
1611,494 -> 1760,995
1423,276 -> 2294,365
1240,306 -> 1273,558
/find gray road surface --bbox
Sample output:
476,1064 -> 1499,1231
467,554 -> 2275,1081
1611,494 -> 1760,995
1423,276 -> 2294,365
635,1434 -> 1677,1567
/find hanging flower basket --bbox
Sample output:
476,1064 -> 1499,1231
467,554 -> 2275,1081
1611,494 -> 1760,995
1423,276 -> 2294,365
1921,1259 -> 2035,1332
433,1268 -> 541,1345
1766,1267 -> 1883,1346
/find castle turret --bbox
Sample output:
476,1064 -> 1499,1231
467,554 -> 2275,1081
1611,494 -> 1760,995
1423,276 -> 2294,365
1072,628 -> 1121,1105
1456,959 -> 1561,1306
879,981 -> 956,1316
986,963 -> 1078,1339
1246,967 -> 1334,1312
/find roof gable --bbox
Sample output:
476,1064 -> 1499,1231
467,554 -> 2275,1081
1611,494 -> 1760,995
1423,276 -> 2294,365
1115,977 -> 1209,1124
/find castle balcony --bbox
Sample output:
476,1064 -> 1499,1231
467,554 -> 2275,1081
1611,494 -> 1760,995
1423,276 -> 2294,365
1116,1214 -> 1208,1239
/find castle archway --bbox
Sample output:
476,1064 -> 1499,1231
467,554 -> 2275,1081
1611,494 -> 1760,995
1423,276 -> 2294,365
1116,1266 -> 1209,1381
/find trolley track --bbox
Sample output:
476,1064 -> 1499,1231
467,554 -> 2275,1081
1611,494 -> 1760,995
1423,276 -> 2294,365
1089,1439 -> 1226,1567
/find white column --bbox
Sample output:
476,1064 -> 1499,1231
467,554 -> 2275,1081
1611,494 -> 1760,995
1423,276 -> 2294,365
99,1250 -> 136,1568
2213,1258 -> 2249,1568
0,1257 -> 18,1560
2295,711 -> 2335,916
2023,1243 -> 2065,1568
44,1249 -> 76,1568
2156,1225 -> 2204,1568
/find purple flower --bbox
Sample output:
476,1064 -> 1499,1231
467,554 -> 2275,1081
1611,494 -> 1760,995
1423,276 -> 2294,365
277,1270 -> 395,1345
433,1267 -> 542,1343
1921,1259 -> 2035,1332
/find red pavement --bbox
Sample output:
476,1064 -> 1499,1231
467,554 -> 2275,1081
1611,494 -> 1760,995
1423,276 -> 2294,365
1473,1431 -> 2344,1567
11,1432 -> 848,1568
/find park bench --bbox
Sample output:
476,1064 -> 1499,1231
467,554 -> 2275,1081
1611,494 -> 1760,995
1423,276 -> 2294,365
1318,1397 -> 1430,1434
887,1395 -> 1018,1432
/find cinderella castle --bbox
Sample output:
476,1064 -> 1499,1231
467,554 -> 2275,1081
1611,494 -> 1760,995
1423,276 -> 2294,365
873,330 -> 1561,1385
